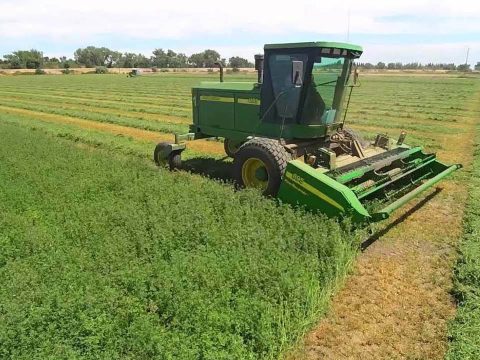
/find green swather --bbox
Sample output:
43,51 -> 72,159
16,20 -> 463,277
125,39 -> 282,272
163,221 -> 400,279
154,41 -> 461,223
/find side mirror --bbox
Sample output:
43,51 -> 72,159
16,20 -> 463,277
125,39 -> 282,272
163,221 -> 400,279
353,67 -> 359,85
292,60 -> 303,87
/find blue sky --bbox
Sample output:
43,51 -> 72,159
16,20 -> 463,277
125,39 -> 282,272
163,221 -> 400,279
1,0 -> 479,65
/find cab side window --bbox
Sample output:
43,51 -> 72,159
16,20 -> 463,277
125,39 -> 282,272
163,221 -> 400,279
268,53 -> 307,122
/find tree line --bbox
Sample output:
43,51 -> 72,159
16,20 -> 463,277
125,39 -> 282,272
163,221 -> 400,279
357,61 -> 478,71
1,47 -> 478,71
0,47 -> 254,69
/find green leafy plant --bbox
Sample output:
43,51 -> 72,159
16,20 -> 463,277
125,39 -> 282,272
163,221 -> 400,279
0,122 -> 359,359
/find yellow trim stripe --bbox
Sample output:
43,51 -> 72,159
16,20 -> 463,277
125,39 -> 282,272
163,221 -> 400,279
200,95 -> 234,103
237,98 -> 260,106
285,172 -> 344,211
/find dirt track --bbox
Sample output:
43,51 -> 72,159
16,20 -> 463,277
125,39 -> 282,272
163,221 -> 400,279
291,93 -> 480,359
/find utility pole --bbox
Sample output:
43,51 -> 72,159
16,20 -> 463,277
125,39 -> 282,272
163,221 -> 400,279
346,9 -> 351,42
465,47 -> 470,66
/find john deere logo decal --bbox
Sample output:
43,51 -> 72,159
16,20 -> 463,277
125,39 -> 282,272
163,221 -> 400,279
200,95 -> 234,103
237,98 -> 260,106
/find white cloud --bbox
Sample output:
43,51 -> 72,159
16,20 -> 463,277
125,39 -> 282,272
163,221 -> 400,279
0,0 -> 479,63
1,0 -> 479,39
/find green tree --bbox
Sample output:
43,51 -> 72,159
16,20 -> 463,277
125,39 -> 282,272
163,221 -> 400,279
166,50 -> 188,68
58,56 -> 75,69
188,49 -> 221,68
376,62 -> 386,69
444,63 -> 457,70
134,54 -> 150,68
43,57 -> 61,69
361,62 -> 374,69
3,49 -> 44,69
120,53 -> 136,68
457,64 -> 471,72
151,49 -> 188,68
475,62 -> 480,71
151,48 -> 168,67
119,53 -> 151,68
228,56 -> 253,68
404,62 -> 421,69
74,47 -> 121,68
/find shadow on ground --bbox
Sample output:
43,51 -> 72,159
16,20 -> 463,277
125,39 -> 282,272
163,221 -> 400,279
361,187 -> 443,251
182,156 -> 234,182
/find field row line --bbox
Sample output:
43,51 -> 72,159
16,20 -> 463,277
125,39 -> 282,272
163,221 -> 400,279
0,102 -> 463,165
1,91 -> 464,132
0,92 -> 191,118
0,90 -> 191,117
0,95 -> 191,125
0,105 -> 225,156
350,102 -> 475,116
2,95 -> 462,138
0,86 -> 192,102
2,83 -> 473,109
0,99 -> 189,135
347,118 -> 464,134
0,88 -> 192,109
0,90 -> 470,129
350,123 -> 451,137
2,84 -> 472,113
351,97 -> 474,114
0,98 -> 464,149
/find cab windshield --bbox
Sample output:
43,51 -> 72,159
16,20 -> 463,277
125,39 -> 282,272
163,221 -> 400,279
312,57 -> 345,107
301,56 -> 347,125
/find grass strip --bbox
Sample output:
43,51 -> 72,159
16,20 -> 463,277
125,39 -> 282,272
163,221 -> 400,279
446,125 -> 480,360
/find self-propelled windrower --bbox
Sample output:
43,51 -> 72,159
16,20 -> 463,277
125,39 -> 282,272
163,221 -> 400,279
154,42 -> 461,222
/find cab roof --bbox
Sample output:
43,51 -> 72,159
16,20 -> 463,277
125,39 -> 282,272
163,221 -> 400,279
264,41 -> 363,53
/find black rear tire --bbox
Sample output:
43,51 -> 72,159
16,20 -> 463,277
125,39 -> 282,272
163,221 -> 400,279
233,138 -> 290,196
154,142 -> 170,166
224,138 -> 242,158
168,152 -> 182,170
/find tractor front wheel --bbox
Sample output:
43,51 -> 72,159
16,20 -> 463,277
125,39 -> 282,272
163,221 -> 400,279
233,138 -> 290,196
154,142 -> 182,170
168,152 -> 182,170
224,138 -> 242,158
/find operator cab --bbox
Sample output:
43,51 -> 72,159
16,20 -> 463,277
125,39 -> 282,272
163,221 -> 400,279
260,42 -> 363,128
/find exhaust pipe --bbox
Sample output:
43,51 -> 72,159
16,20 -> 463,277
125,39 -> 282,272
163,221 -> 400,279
254,54 -> 264,84
214,62 -> 224,82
